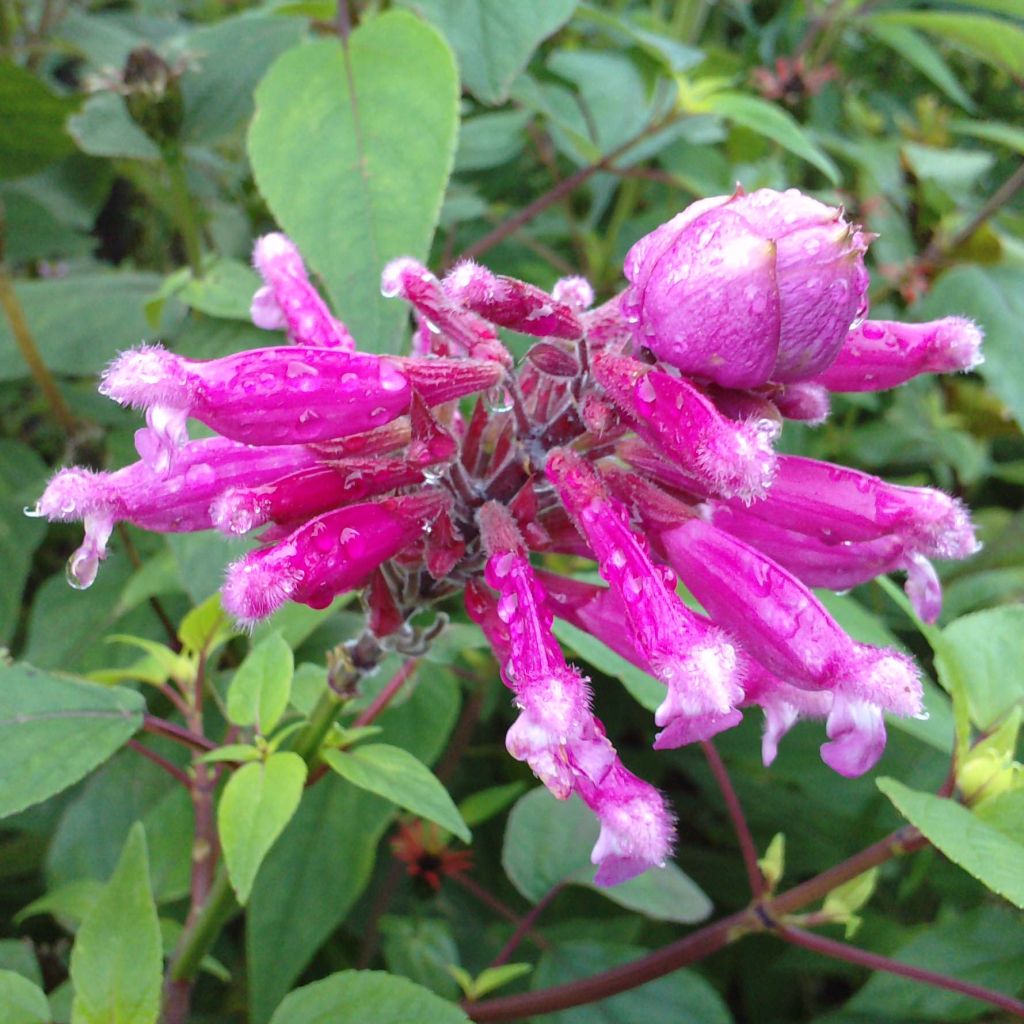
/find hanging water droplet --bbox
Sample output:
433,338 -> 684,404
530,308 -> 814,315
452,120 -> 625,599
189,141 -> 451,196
65,551 -> 92,590
484,385 -> 513,413
421,465 -> 445,485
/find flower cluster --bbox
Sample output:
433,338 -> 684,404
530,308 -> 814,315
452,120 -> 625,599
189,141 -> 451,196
35,187 -> 983,886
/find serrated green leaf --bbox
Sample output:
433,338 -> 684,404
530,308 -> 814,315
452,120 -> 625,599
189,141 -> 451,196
219,751 -> 307,904
323,744 -> 469,842
0,971 -> 49,1024
227,631 -> 294,734
935,605 -> 1024,731
703,91 -> 840,183
878,778 -> 1024,908
502,787 -> 711,923
399,0 -> 578,105
248,12 -> 459,353
0,664 -> 144,819
69,823 -> 162,1024
268,970 -> 469,1024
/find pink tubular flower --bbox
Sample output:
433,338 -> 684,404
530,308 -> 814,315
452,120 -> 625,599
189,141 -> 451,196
210,458 -> 425,536
251,233 -> 356,350
576,761 -> 675,886
100,344 -> 501,469
811,316 -> 984,392
34,438 -> 321,588
36,203 -> 984,884
443,260 -> 584,340
592,351 -> 779,502
623,187 -> 870,388
477,503 -> 615,796
222,491 -> 447,626
545,448 -> 745,742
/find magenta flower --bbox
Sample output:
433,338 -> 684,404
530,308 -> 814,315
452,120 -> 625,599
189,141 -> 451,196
251,233 -> 357,351
623,186 -> 870,388
36,192 -> 983,885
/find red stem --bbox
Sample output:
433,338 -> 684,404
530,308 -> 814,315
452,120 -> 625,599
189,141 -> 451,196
454,110 -> 685,266
143,714 -> 216,752
128,739 -> 190,787
701,740 -> 764,897
488,883 -> 564,969
352,658 -> 419,728
465,826 -> 924,1022
780,926 -> 1024,1018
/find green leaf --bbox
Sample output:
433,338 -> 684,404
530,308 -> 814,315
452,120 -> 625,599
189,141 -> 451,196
868,11 -> 1024,77
0,272 -> 179,382
323,744 -> 470,842
380,916 -> 461,1000
703,91 -> 840,183
455,110 -> 532,173
227,631 -> 294,734
268,970 -> 469,1024
246,672 -> 459,1022
916,264 -> 1024,430
532,941 -> 733,1024
950,118 -> 1024,154
399,0 -> 578,105
248,12 -> 459,354
180,12 -> 305,144
553,619 -> 663,712
177,592 -> 237,656
863,21 -> 975,111
0,664 -> 144,819
67,93 -> 161,161
842,906 -> 1024,1021
935,605 -> 1024,731
17,879 -> 104,929
218,751 -> 307,905
878,778 -> 1024,908
0,971 -> 49,1024
0,441 -> 48,646
177,258 -> 262,321
458,781 -> 527,827
198,744 -> 263,765
0,62 -> 79,179
469,963 -> 533,999
69,823 -> 162,1024
502,787 -> 711,923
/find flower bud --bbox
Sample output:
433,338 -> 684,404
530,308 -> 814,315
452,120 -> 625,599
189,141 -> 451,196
623,187 -> 870,388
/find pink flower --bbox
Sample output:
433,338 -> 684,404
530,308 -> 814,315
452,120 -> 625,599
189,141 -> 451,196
623,187 -> 870,387
251,233 -> 356,350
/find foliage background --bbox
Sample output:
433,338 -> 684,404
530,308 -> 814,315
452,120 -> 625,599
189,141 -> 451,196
0,0 -> 1023,1021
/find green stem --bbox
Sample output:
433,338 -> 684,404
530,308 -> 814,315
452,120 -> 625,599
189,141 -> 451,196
169,867 -> 236,983
291,686 -> 345,763
164,149 -> 203,278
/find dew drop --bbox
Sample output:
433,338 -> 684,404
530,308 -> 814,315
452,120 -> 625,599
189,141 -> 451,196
861,321 -> 884,340
185,462 -> 215,487
636,377 -> 657,404
65,552 -> 92,590
484,385 -> 513,413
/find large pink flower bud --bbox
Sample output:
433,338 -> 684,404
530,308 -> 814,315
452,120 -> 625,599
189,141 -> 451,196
623,187 -> 871,388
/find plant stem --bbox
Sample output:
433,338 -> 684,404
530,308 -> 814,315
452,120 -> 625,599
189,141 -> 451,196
143,714 -> 217,752
465,825 -> 925,1021
487,884 -> 564,970
164,149 -> 203,278
0,263 -> 78,435
701,740 -> 764,898
128,740 -> 191,787
352,658 -> 419,728
919,159 -> 1024,270
456,110 -> 687,266
166,867 -> 236,985
780,926 -> 1024,1018
292,686 -> 346,764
